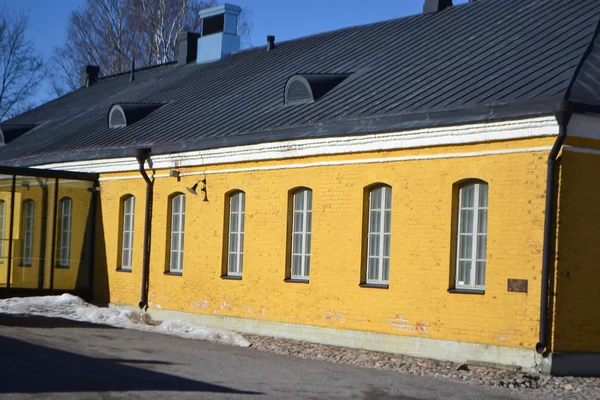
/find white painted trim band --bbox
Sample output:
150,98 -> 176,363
99,146 -> 553,182
44,117 -> 558,175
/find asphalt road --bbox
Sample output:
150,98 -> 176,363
0,314 -> 523,399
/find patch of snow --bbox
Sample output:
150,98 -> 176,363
0,294 -> 250,347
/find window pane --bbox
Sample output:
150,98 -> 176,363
305,233 -> 312,255
369,210 -> 381,233
294,191 -> 304,211
304,256 -> 310,277
292,255 -> 302,276
384,210 -> 391,233
477,235 -> 487,260
370,187 -> 382,209
228,253 -> 237,273
230,213 -> 239,232
382,258 -> 390,282
239,253 -> 243,273
292,233 -> 302,254
173,196 -> 181,214
383,234 -> 391,258
292,212 -> 302,233
239,212 -> 244,233
170,251 -> 178,270
171,231 -> 179,251
180,209 -> 186,231
461,185 -> 475,207
460,209 -> 474,234
384,187 -> 392,209
179,250 -> 184,271
122,249 -> 131,268
478,209 -> 488,234
124,214 -> 131,230
306,190 -> 312,210
476,261 -> 486,286
239,233 -> 244,252
231,193 -> 239,211
458,261 -> 471,286
368,258 -> 379,281
478,184 -> 488,207
459,235 -> 473,259
240,192 -> 245,210
369,234 -> 380,256
306,211 -> 312,233
229,233 -> 238,252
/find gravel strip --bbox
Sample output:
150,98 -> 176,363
244,334 -> 600,399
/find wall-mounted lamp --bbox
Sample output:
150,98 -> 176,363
21,181 -> 30,190
186,179 -> 208,202
169,169 -> 180,178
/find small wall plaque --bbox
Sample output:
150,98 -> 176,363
508,279 -> 528,293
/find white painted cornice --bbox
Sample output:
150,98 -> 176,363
38,116 -> 558,174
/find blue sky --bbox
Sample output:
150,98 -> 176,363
4,0 -> 469,99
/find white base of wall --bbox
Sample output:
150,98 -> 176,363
111,304 -> 551,372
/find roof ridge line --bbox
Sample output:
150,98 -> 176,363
564,14 -> 600,101
98,61 -> 177,81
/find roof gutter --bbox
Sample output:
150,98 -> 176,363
135,148 -> 153,311
536,101 -> 572,355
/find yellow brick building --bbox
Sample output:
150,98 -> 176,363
1,0 -> 600,376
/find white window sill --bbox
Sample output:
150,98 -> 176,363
221,275 -> 242,280
285,278 -> 309,284
360,283 -> 389,289
448,288 -> 485,295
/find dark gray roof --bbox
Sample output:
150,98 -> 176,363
3,0 -> 600,166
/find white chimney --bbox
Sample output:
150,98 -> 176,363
197,4 -> 242,63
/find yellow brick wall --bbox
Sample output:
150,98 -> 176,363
96,137 -> 555,349
0,178 -> 92,290
552,150 -> 600,352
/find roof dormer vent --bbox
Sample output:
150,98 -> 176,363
0,124 -> 36,145
108,103 -> 162,129
284,74 -> 349,106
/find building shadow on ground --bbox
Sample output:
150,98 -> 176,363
0,313 -> 117,329
0,333 -> 261,395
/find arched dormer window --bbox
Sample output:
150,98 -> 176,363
108,105 -> 127,128
284,74 -> 349,106
107,103 -> 163,129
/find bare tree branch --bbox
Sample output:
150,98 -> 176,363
49,0 -> 253,98
0,7 -> 44,121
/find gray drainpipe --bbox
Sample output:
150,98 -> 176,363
135,148 -> 153,310
536,101 -> 573,355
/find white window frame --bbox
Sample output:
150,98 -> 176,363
366,185 -> 392,285
227,191 -> 245,276
455,181 -> 488,290
169,194 -> 186,273
57,198 -> 73,267
290,189 -> 312,280
120,195 -> 135,270
0,200 -> 5,263
22,200 -> 34,266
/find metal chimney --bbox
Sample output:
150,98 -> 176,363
423,0 -> 452,13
